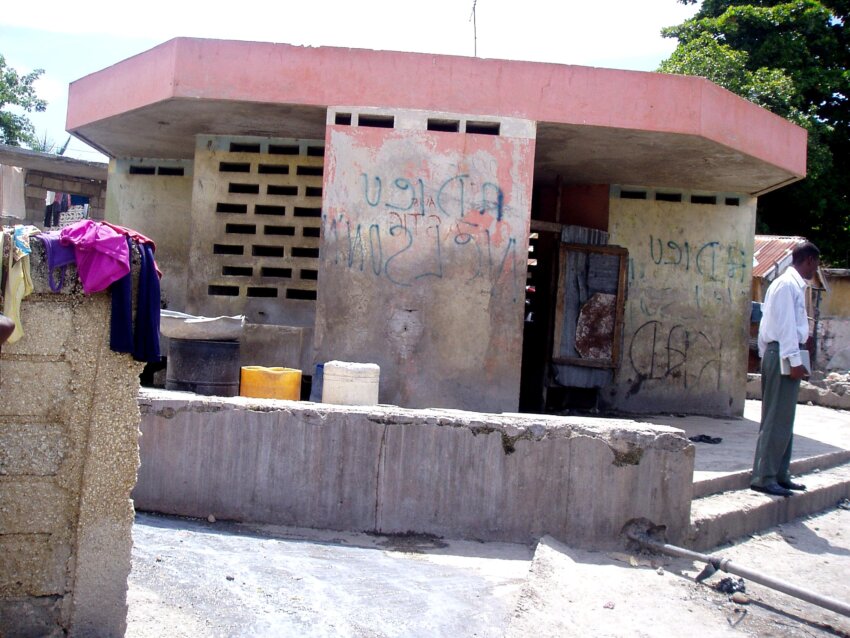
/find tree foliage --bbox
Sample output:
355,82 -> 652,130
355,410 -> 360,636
659,0 -> 850,265
0,53 -> 47,148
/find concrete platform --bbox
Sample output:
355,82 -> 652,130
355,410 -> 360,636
643,400 -> 850,498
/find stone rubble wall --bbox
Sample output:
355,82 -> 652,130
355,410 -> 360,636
134,390 -> 695,548
0,242 -> 143,637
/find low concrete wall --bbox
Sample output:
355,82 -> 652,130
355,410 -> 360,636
0,244 -> 143,636
134,390 -> 694,548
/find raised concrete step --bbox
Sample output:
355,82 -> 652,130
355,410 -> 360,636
692,448 -> 850,499
687,463 -> 850,551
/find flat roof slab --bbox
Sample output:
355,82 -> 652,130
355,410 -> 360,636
67,38 -> 806,194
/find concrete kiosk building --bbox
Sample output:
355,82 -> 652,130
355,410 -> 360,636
65,38 -> 808,417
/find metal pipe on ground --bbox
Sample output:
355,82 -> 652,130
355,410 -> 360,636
624,523 -> 850,619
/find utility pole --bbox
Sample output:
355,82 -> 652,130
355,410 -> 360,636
470,0 -> 478,57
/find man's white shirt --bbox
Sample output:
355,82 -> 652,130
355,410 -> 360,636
757,266 -> 810,367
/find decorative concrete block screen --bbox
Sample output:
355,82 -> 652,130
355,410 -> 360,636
0,245 -> 143,636
315,109 -> 535,412
187,135 -> 324,319
606,187 -> 756,416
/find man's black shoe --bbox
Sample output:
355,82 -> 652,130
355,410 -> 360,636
750,483 -> 793,497
778,481 -> 807,491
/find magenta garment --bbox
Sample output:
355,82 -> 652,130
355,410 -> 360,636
59,220 -> 130,294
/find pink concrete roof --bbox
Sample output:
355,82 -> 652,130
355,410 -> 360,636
66,38 -> 807,191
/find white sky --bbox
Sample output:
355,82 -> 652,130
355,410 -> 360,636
1,0 -> 698,161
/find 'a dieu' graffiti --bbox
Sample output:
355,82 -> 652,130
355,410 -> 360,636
649,235 -> 747,283
627,320 -> 723,392
362,173 -> 506,221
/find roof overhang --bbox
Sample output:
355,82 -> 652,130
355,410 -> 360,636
0,144 -> 107,181
67,38 -> 807,195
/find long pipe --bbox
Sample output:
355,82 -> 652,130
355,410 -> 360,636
627,531 -> 850,618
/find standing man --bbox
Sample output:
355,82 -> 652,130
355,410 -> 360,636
751,241 -> 820,497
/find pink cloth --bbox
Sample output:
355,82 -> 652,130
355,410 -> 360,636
59,220 -> 130,294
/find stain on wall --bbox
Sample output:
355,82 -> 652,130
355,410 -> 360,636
315,123 -> 535,411
604,194 -> 756,416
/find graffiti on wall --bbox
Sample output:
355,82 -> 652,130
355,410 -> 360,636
623,234 -> 747,395
323,172 -> 523,299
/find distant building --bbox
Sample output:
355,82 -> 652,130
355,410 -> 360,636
65,38 -> 808,416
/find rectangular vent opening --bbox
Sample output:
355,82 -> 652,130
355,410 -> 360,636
335,113 -> 352,125
305,186 -> 323,197
294,207 -> 322,218
229,183 -> 260,194
219,162 -> 251,173
216,202 -> 248,214
303,227 -> 321,238
296,166 -> 323,177
223,266 -> 253,277
292,247 -> 320,258
129,165 -> 156,175
269,145 -> 300,155
258,164 -> 290,175
208,285 -> 240,296
428,119 -> 460,133
261,267 -> 292,278
255,205 -> 287,216
307,146 -> 325,157
358,114 -> 395,129
213,244 -> 244,255
229,143 -> 261,153
247,287 -> 278,298
620,190 -> 648,200
268,185 -> 298,196
300,269 -> 319,280
264,225 -> 295,236
225,223 -> 257,234
286,288 -> 318,300
253,245 -> 285,258
158,166 -> 185,176
655,192 -> 682,202
725,197 -> 740,206
691,195 -> 717,205
466,121 -> 500,136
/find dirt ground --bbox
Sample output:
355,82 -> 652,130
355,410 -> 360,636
126,505 -> 850,637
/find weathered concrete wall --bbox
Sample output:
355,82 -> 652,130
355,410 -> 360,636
605,190 -> 756,416
106,158 -> 194,313
0,244 -> 143,636
23,170 -> 107,223
134,389 -> 694,548
819,317 -> 850,371
315,112 -> 535,411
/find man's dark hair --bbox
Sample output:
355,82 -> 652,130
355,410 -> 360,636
792,241 -> 820,264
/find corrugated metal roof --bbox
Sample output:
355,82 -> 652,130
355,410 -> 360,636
752,235 -> 805,280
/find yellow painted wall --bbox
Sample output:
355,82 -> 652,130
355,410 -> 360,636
823,276 -> 850,317
605,194 -> 757,416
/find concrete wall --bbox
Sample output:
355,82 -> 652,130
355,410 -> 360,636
819,318 -> 850,371
0,244 -> 143,636
134,390 -> 694,548
23,170 -> 107,223
315,111 -> 535,411
823,275 -> 850,317
106,158 -> 194,313
605,189 -> 756,416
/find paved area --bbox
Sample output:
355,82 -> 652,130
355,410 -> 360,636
126,400 -> 850,636
643,400 -> 850,487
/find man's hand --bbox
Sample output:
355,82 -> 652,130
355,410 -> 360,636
790,365 -> 808,381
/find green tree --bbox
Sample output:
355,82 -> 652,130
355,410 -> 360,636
0,53 -> 47,147
659,1 -> 850,266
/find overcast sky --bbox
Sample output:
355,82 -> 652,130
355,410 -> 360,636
1,0 -> 698,161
